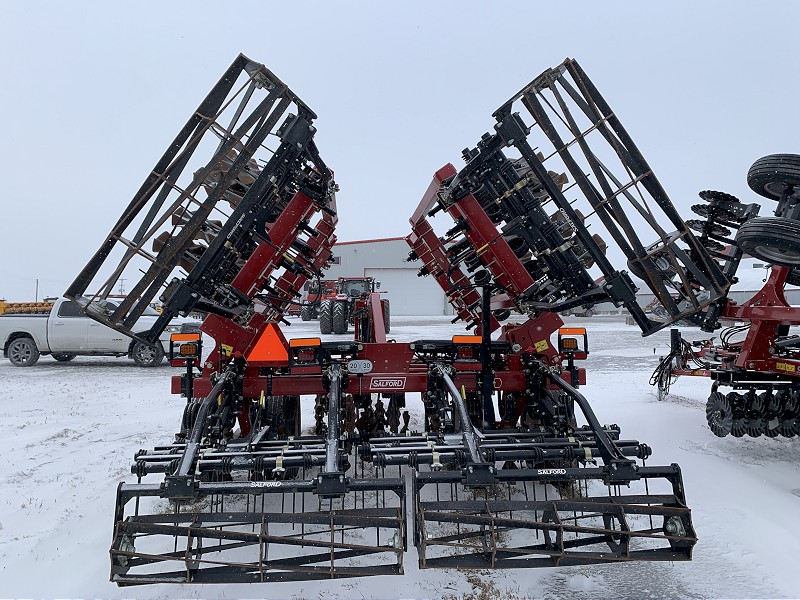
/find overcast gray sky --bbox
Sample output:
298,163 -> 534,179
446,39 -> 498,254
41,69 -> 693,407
1,1 -> 798,300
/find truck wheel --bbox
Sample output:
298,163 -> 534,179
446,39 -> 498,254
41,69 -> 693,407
52,354 -> 76,362
7,336 -> 40,367
736,216 -> 800,266
332,301 -> 348,334
300,306 -> 311,321
383,300 -> 391,334
319,300 -> 333,334
747,154 -> 800,200
132,341 -> 164,367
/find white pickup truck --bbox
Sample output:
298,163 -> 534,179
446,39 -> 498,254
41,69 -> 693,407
0,297 -> 200,367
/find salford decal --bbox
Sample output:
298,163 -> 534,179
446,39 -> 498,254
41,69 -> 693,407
369,376 -> 407,390
251,481 -> 282,488
537,468 -> 567,476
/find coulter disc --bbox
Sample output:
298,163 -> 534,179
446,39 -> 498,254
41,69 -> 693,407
706,391 -> 733,437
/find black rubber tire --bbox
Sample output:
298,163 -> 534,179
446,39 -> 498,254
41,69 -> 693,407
332,300 -> 348,334
747,154 -> 800,200
786,269 -> 800,287
705,391 -> 733,437
736,216 -> 800,266
319,300 -> 333,334
131,341 -> 165,367
300,305 -> 311,321
52,353 -> 76,362
383,300 -> 391,334
7,336 -> 40,367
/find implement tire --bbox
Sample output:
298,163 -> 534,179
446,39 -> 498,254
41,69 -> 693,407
736,216 -> 800,266
747,154 -> 800,200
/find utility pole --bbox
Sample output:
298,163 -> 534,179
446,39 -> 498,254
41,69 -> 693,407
35,278 -> 38,302
118,278 -> 127,296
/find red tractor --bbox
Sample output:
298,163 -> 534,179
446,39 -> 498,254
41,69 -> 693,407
298,279 -> 336,320
318,276 -> 390,335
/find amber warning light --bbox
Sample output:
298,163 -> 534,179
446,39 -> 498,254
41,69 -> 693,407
170,332 -> 202,361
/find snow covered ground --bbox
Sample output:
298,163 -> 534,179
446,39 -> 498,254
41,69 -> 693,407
2,315 -> 799,599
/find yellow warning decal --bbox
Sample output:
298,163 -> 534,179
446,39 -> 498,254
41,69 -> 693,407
776,362 -> 797,373
534,340 -> 549,352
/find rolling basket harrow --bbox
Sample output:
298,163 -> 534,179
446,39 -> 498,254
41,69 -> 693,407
62,55 -> 745,585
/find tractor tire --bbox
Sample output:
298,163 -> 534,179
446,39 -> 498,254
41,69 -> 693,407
52,354 -> 76,362
319,300 -> 333,334
735,216 -> 800,266
383,300 -> 391,334
7,336 -> 40,367
332,300 -> 348,334
747,154 -> 800,200
300,305 -> 312,321
131,341 -> 165,367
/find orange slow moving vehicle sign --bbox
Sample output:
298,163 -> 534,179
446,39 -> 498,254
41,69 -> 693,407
245,323 -> 289,366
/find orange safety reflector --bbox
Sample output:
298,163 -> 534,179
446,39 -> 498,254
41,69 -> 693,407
559,327 -> 587,336
246,323 -> 289,365
289,337 -> 322,348
170,332 -> 201,342
452,335 -> 482,344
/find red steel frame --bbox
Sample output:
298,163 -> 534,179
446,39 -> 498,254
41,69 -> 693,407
407,166 -> 578,373
672,266 -> 800,381
174,167 -> 585,425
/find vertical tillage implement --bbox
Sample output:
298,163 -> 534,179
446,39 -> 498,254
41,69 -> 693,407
67,57 -> 702,584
